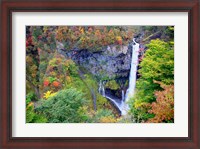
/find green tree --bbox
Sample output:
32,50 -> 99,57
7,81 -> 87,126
129,39 -> 174,122
36,88 -> 88,123
26,104 -> 48,123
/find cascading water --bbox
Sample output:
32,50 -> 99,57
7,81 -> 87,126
98,38 -> 139,115
99,81 -> 103,95
99,81 -> 123,111
99,81 -> 105,97
122,90 -> 125,102
121,38 -> 140,115
102,81 -> 105,97
125,38 -> 140,102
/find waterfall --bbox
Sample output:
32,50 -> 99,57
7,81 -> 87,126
125,38 -> 140,102
98,38 -> 139,116
99,81 -> 105,97
121,38 -> 139,115
102,81 -> 105,97
98,80 -> 102,94
98,80 -> 123,112
122,90 -> 125,102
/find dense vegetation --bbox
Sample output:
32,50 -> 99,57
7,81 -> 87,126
129,28 -> 174,123
26,26 -> 174,123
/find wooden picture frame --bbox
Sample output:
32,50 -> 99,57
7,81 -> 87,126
0,0 -> 199,148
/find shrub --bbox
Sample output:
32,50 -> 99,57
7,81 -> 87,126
88,109 -> 116,123
26,102 -> 47,123
26,92 -> 37,104
36,88 -> 88,123
105,80 -> 120,90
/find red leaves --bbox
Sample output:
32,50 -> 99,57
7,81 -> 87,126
26,41 -> 29,47
44,79 -> 60,88
43,80 -> 50,87
26,36 -> 33,47
38,35 -> 42,40
117,40 -> 122,45
88,27 -> 93,33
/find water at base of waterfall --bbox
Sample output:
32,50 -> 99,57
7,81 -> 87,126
98,38 -> 140,116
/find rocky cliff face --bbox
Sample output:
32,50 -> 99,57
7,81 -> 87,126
57,43 -> 133,99
64,44 -> 133,81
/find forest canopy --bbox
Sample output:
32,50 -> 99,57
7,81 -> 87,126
26,26 -> 174,123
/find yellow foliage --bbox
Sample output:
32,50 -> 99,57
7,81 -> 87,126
95,30 -> 101,36
43,26 -> 48,33
26,102 -> 34,110
100,116 -> 117,123
28,102 -> 34,107
26,56 -> 33,63
134,100 -> 146,108
43,91 -> 57,99
80,28 -> 84,34
80,37 -> 85,42
66,76 -> 71,83
116,36 -> 122,41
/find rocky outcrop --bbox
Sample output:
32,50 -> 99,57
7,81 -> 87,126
64,44 -> 133,80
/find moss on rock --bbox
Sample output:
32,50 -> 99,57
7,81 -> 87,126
105,80 -> 120,90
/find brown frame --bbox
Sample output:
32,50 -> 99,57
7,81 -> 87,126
0,0 -> 199,148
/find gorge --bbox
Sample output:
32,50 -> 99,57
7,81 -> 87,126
98,38 -> 140,115
26,26 -> 174,123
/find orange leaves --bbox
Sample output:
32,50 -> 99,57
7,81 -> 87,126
56,26 -> 68,41
116,36 -> 122,45
43,78 -> 60,89
95,29 -> 101,36
79,27 -> 84,34
54,26 -> 133,50
147,83 -> 174,123
52,81 -> 60,87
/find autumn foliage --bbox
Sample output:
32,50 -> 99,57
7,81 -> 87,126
52,81 -> 60,87
130,39 -> 174,123
55,26 -> 133,51
26,26 -> 174,123
147,82 -> 174,123
43,80 -> 50,87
